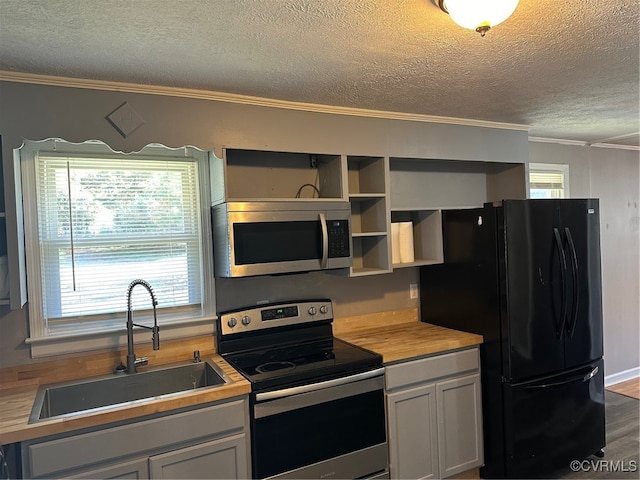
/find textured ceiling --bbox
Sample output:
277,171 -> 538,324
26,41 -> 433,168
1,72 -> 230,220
0,0 -> 638,147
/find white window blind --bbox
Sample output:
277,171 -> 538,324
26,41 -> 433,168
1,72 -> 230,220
529,171 -> 564,190
529,163 -> 569,199
21,140 -> 212,343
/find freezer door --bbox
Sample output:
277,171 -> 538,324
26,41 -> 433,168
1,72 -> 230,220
560,199 -> 604,368
502,359 -> 605,478
501,200 -> 565,380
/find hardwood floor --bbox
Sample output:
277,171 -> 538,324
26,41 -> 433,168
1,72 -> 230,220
550,391 -> 640,479
607,378 -> 640,400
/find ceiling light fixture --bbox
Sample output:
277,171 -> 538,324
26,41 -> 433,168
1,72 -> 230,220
435,0 -> 519,36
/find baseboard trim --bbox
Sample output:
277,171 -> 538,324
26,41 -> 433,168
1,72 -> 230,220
605,367 -> 640,387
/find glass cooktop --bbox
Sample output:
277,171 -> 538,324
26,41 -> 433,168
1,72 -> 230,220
223,338 -> 381,391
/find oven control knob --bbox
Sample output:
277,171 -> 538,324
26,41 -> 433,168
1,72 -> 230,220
242,315 -> 251,326
308,307 -> 317,315
319,305 -> 328,314
227,317 -> 237,328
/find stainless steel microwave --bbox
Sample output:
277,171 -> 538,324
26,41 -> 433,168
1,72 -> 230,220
211,201 -> 352,277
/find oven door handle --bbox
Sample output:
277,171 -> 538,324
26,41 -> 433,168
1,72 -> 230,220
255,367 -> 385,402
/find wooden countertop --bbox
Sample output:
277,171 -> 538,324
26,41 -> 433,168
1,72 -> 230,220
0,337 -> 251,444
334,308 -> 483,364
0,310 -> 481,445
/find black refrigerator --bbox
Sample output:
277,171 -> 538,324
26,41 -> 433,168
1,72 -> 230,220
420,199 -> 605,478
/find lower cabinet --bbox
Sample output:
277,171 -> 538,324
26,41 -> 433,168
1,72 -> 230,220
385,347 -> 483,479
148,434 -> 248,479
21,397 -> 250,479
387,383 -> 439,479
67,457 -> 149,479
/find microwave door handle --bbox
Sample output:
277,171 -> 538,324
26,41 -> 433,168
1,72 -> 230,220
319,213 -> 328,268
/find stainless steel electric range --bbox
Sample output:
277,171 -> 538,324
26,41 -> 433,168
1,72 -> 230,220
217,299 -> 388,480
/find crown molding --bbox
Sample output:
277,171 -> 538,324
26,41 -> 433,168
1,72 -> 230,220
529,136 -> 640,151
0,70 -> 530,132
528,136 -> 588,146
589,143 -> 640,151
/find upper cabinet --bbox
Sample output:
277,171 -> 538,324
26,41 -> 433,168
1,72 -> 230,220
389,158 -> 527,210
388,158 -> 527,271
345,156 -> 391,276
210,147 -> 527,278
211,148 -> 343,204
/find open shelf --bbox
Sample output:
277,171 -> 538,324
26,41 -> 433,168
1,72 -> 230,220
389,158 -> 526,210
350,197 -> 388,234
347,156 -> 387,195
350,235 -> 392,277
217,149 -> 344,202
346,156 -> 390,276
391,210 -> 444,268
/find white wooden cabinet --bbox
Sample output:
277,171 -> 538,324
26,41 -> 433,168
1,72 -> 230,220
149,434 -> 248,479
67,457 -> 149,479
387,383 -> 439,479
21,397 -> 251,479
385,347 -> 484,479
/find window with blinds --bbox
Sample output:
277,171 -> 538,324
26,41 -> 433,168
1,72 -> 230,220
529,163 -> 569,199
21,140 -> 211,339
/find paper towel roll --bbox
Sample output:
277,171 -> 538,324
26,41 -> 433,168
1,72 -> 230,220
391,223 -> 401,264
398,221 -> 415,263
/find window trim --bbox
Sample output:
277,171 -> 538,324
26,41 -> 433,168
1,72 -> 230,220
20,139 -> 216,358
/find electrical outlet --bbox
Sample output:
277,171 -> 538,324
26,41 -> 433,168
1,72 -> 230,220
409,283 -> 418,299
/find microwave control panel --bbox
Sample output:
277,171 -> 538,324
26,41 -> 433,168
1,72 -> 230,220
328,220 -> 350,258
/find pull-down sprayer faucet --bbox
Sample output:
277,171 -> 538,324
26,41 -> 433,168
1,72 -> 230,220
125,279 -> 160,374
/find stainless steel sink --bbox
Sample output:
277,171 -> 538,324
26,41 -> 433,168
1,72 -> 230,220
29,360 -> 229,423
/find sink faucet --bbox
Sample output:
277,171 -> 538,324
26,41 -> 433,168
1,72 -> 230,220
126,279 -> 160,374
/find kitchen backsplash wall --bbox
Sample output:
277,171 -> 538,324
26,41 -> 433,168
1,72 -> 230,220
0,268 -> 418,368
215,267 -> 419,317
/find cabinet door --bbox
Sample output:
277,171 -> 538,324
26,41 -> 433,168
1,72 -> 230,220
149,433 -> 248,479
436,374 -> 484,478
67,457 -> 149,479
387,383 -> 438,480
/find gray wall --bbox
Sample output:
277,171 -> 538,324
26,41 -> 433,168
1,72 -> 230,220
0,80 -> 527,368
1,80 -> 637,385
529,142 -> 640,382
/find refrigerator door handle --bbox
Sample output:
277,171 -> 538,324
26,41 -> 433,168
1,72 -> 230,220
564,227 -> 580,338
553,228 -> 568,339
524,365 -> 599,390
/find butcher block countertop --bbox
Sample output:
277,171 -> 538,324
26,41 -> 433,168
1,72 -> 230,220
334,308 -> 483,364
0,336 -> 251,444
0,309 -> 481,445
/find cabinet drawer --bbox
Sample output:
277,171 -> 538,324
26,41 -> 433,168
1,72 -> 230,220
25,398 -> 248,478
385,347 -> 479,391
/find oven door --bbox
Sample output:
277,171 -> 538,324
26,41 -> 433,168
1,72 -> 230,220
252,368 -> 388,479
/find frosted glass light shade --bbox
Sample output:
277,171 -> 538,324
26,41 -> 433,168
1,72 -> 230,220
442,0 -> 519,35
